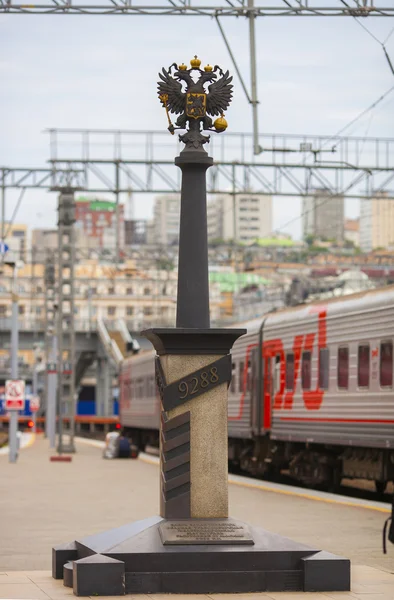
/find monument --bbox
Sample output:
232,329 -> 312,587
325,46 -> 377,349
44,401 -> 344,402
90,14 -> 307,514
52,56 -> 350,596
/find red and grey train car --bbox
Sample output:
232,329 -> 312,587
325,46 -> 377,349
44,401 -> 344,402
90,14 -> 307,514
119,285 -> 394,491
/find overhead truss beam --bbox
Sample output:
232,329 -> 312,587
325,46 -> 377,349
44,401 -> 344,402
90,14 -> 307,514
1,1 -> 393,16
0,167 -> 85,189
2,161 -> 393,200
2,129 -> 393,200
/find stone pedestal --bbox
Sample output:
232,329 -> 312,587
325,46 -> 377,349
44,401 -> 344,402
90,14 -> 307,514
162,353 -> 229,518
53,517 -> 351,595
143,328 -> 245,520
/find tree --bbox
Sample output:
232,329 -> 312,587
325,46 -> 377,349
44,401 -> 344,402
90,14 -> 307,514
304,234 -> 315,247
156,257 -> 174,272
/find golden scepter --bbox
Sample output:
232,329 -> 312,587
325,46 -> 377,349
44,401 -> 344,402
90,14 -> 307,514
159,94 -> 175,135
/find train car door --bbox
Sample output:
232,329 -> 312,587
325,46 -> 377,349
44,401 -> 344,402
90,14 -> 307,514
262,353 -> 280,431
263,355 -> 272,430
250,347 -> 259,434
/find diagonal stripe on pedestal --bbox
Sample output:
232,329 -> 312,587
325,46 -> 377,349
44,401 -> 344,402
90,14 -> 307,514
161,411 -> 191,518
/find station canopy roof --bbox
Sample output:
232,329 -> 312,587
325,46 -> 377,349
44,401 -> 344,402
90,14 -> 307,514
209,271 -> 270,292
250,237 -> 297,247
76,196 -> 116,212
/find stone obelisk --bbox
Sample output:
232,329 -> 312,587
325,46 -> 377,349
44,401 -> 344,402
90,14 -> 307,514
144,56 -> 245,521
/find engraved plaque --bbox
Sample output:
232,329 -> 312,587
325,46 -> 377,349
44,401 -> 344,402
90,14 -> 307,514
161,355 -> 232,411
159,519 -> 254,545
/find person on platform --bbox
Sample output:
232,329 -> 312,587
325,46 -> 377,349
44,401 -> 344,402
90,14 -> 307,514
383,495 -> 394,553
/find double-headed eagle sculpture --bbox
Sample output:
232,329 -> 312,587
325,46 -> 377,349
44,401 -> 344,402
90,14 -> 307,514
158,56 -> 233,148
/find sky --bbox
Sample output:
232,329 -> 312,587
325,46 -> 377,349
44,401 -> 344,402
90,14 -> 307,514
1,8 -> 394,241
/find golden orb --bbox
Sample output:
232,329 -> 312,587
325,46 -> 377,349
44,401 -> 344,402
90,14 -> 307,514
204,64 -> 213,72
178,63 -> 187,71
214,115 -> 228,132
190,55 -> 201,69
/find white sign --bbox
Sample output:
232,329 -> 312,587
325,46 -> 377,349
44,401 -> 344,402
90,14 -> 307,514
0,242 -> 9,254
30,395 -> 40,412
5,379 -> 25,411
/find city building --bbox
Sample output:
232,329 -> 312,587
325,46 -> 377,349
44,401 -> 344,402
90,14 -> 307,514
31,227 -> 98,261
1,222 -> 28,261
344,218 -> 360,247
207,194 -> 272,243
360,191 -> 394,252
75,197 -> 125,250
32,228 -> 57,252
146,220 -> 156,245
302,189 -> 344,242
0,259 -> 224,344
124,219 -> 147,245
151,195 -> 180,246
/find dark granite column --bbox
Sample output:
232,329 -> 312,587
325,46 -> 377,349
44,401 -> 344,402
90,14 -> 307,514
175,146 -> 213,329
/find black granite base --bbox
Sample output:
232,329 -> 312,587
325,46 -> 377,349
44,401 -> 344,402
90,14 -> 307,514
52,516 -> 350,596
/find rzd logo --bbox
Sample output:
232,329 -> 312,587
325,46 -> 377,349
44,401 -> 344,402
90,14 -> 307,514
264,308 -> 327,411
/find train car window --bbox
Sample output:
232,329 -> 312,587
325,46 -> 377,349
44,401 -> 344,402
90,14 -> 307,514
246,359 -> 252,391
274,354 -> 281,394
230,362 -> 236,394
380,341 -> 393,388
124,380 -> 130,401
301,351 -> 311,390
318,348 -> 329,390
286,353 -> 294,391
358,344 -> 370,388
337,347 -> 349,389
239,361 -> 245,393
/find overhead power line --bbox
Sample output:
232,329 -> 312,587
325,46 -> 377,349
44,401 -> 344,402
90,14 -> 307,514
340,0 -> 394,76
256,83 -> 394,238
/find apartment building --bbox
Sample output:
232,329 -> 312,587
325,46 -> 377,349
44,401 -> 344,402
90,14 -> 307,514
360,191 -> 394,252
207,194 -> 272,243
151,195 -> 180,246
302,189 -> 344,241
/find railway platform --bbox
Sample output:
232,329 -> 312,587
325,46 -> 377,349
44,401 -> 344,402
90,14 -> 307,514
1,435 -> 394,599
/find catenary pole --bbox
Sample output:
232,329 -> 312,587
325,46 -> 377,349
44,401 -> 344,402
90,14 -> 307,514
46,334 -> 57,448
9,265 -> 19,463
248,0 -> 261,155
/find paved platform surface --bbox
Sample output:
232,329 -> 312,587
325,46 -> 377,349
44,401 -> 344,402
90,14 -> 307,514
1,435 -> 393,598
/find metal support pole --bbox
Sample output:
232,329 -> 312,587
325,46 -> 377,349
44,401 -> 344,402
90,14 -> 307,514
103,360 -> 110,417
115,162 -> 120,265
47,335 -> 57,449
32,365 -> 38,434
44,251 -> 57,442
9,267 -> 19,463
96,359 -> 103,417
56,189 -> 76,454
232,164 -> 239,273
232,163 -> 237,245
248,0 -> 261,156
1,181 -> 5,245
87,288 -> 92,337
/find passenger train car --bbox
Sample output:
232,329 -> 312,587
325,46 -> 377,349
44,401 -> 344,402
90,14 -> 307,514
119,286 -> 394,492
